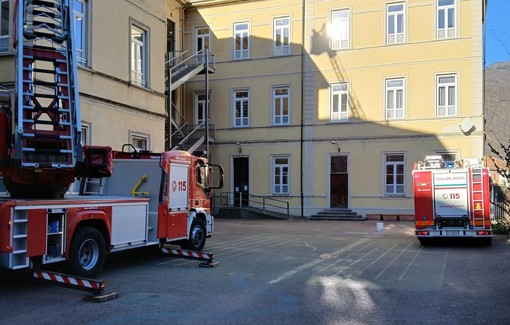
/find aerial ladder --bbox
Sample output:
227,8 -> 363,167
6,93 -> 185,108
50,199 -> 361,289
0,0 -> 82,198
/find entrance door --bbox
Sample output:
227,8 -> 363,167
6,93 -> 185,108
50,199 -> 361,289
233,157 -> 249,207
330,156 -> 348,207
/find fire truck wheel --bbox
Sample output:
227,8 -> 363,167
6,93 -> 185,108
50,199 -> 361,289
185,219 -> 207,251
418,238 -> 430,246
69,226 -> 106,278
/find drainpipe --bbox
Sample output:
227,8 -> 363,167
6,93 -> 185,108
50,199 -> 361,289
300,0 -> 305,219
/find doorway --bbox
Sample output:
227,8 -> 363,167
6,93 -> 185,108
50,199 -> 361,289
233,157 -> 249,207
330,155 -> 348,208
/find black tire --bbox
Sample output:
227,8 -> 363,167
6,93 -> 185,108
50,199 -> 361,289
481,237 -> 492,246
69,226 -> 106,278
184,218 -> 207,251
418,238 -> 430,246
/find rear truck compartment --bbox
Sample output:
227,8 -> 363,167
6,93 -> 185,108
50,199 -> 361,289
413,156 -> 492,245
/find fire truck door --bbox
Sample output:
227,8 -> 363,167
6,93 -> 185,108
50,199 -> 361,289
167,163 -> 189,239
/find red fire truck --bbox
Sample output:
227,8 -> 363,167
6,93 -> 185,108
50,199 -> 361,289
0,0 -> 224,278
413,155 -> 492,245
0,147 -> 223,278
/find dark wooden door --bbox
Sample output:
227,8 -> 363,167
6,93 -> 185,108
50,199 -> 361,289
233,157 -> 249,207
330,156 -> 348,207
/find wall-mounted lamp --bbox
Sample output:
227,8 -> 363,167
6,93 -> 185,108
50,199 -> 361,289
331,141 -> 341,153
236,142 -> 242,154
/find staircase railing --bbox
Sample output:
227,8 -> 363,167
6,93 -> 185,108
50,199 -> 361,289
214,192 -> 290,218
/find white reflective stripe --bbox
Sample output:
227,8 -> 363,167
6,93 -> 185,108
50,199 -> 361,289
55,275 -> 65,283
82,280 -> 92,288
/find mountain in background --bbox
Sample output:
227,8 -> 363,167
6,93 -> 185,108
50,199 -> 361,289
485,62 -> 510,155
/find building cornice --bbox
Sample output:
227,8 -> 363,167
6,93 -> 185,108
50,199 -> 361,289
185,0 -> 264,9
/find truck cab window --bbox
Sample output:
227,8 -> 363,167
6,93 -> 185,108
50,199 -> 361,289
196,160 -> 207,188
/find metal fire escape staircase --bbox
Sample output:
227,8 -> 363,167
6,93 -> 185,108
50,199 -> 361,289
167,50 -> 214,152
15,0 -> 81,170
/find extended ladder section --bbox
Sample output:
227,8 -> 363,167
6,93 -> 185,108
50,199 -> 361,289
15,0 -> 81,169
470,167 -> 486,229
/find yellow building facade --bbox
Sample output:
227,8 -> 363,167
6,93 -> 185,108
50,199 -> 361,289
183,0 -> 487,218
0,0 -> 486,218
0,0 -> 187,153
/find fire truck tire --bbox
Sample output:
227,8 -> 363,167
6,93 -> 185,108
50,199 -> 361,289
481,237 -> 492,246
184,219 -> 207,251
69,226 -> 106,278
418,238 -> 430,246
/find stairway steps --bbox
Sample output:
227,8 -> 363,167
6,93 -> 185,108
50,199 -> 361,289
310,208 -> 365,221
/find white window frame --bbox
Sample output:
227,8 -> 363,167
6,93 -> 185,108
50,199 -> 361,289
233,89 -> 249,127
384,153 -> 405,195
436,74 -> 457,117
194,92 -> 211,126
386,3 -> 405,44
273,17 -> 290,56
272,156 -> 289,195
330,83 -> 349,121
0,0 -> 10,53
130,23 -> 148,87
331,9 -> 350,50
273,86 -> 290,125
234,22 -> 249,60
73,0 -> 88,66
385,78 -> 405,120
195,26 -> 210,63
437,0 -> 456,39
130,132 -> 150,152
81,121 -> 91,146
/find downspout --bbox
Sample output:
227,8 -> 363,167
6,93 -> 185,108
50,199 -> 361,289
482,0 -> 487,158
300,0 -> 305,219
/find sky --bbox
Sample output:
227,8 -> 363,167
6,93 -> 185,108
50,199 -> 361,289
485,1 -> 510,67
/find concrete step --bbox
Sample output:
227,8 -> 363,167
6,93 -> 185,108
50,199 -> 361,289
310,208 -> 365,221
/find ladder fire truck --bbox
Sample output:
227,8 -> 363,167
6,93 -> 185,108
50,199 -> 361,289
0,0 -> 223,278
413,155 -> 492,245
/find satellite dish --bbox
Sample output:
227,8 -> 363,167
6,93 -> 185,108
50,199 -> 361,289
459,118 -> 475,134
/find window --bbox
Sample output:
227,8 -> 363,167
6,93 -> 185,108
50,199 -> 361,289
437,74 -> 457,116
331,9 -> 349,50
81,122 -> 91,146
385,153 -> 405,195
385,78 -> 405,120
131,24 -> 148,87
196,160 -> 207,188
330,83 -> 349,121
387,3 -> 405,44
73,0 -> 87,65
234,22 -> 249,60
233,89 -> 249,127
195,92 -> 211,126
130,133 -> 149,152
273,157 -> 289,194
274,17 -> 290,56
196,27 -> 210,63
437,0 -> 456,39
0,0 -> 9,52
273,86 -> 290,125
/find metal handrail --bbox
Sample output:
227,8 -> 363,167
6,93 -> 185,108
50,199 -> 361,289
214,192 -> 290,218
169,49 -> 215,77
